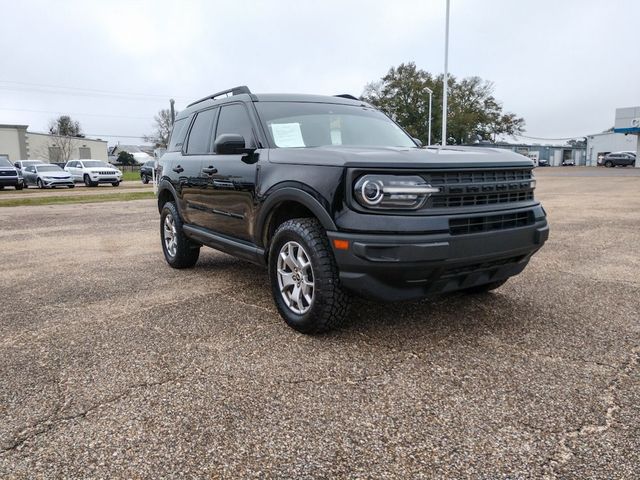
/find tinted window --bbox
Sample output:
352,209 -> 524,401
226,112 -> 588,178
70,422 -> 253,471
255,102 -> 416,149
168,117 -> 190,152
186,109 -> 217,154
0,158 -> 12,167
216,104 -> 255,148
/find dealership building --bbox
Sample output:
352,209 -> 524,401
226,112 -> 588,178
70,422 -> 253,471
0,124 -> 108,163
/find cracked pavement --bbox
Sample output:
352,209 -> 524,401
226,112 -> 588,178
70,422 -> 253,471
0,167 -> 638,478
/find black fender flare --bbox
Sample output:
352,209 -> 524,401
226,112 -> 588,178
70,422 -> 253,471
156,178 -> 179,213
256,186 -> 337,246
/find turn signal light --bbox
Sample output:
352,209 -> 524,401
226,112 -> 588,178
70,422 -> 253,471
332,239 -> 350,250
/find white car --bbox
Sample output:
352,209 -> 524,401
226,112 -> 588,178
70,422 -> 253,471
64,160 -> 123,187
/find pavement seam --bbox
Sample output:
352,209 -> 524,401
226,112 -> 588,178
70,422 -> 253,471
0,372 -> 192,456
541,345 -> 639,479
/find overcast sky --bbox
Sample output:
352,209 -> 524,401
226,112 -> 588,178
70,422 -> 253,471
1,0 -> 638,145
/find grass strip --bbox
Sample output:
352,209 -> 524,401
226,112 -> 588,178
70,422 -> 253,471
0,191 -> 155,207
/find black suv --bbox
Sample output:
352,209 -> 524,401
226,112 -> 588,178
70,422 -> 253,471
157,86 -> 549,333
0,157 -> 24,190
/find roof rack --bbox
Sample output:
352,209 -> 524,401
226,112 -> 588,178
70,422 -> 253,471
187,86 -> 252,108
334,94 -> 359,101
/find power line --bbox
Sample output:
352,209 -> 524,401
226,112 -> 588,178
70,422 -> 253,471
0,79 -> 189,99
0,106 -> 152,120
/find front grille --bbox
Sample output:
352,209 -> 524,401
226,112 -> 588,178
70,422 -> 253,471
433,191 -> 534,208
427,169 -> 532,185
97,171 -> 113,175
449,211 -> 534,235
423,169 -> 534,210
0,170 -> 16,176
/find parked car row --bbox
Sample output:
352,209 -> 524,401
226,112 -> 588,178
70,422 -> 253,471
0,159 -> 124,190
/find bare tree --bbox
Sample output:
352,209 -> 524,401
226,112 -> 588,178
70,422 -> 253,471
144,109 -> 174,148
47,115 -> 84,162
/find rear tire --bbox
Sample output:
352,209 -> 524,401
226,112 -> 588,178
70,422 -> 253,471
604,160 -> 613,168
142,175 -> 149,184
268,218 -> 351,334
463,279 -> 508,294
69,184 -> 75,189
160,201 -> 200,269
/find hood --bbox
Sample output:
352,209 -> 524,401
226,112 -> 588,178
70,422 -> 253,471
267,146 -> 534,169
87,167 -> 119,173
40,171 -> 71,178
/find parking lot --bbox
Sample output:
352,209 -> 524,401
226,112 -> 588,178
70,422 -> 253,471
0,167 -> 638,478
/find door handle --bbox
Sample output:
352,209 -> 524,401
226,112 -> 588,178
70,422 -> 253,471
172,165 -> 184,173
202,166 -> 218,175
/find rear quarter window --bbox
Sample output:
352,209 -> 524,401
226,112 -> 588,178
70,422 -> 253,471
168,117 -> 190,152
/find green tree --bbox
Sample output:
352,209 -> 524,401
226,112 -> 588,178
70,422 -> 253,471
117,151 -> 136,165
361,62 -> 525,145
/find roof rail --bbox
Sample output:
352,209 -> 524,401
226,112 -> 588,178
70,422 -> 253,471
187,86 -> 252,108
334,94 -> 359,101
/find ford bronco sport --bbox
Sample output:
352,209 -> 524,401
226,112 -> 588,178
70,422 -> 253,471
157,86 -> 549,333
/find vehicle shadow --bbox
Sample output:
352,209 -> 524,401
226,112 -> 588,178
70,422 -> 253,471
196,252 -> 535,341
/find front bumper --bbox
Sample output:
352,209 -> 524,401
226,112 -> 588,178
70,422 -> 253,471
91,175 -> 121,183
42,178 -> 74,187
0,177 -> 20,186
327,207 -> 549,301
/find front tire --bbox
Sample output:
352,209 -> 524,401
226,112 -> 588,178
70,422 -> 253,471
37,179 -> 44,189
84,174 -> 97,187
112,181 -> 120,187
141,175 -> 149,184
269,218 -> 351,334
15,183 -> 23,191
160,202 -> 200,268
604,160 -> 613,168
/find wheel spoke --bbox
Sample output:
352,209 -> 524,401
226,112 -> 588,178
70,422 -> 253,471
278,270 -> 296,289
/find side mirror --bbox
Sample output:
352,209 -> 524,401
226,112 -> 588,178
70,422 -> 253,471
214,134 -> 255,155
412,137 -> 423,148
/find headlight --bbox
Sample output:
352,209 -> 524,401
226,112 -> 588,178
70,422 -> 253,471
42,176 -> 52,180
354,174 -> 440,210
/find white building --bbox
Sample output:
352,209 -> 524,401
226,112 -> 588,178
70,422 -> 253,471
585,131 -> 638,166
0,124 -> 108,163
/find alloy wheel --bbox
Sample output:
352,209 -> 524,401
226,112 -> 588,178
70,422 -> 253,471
163,213 -> 178,257
277,241 -> 315,314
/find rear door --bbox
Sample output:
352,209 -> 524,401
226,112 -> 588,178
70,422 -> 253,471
23,165 -> 36,185
199,102 -> 260,241
178,107 -> 218,226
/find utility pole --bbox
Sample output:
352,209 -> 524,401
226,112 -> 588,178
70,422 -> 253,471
169,99 -> 175,126
442,0 -> 450,146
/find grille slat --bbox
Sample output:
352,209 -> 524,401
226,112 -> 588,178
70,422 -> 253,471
424,169 -> 534,209
449,211 -> 534,236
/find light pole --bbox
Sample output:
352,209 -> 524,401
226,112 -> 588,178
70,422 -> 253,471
442,0 -> 450,146
425,87 -> 433,146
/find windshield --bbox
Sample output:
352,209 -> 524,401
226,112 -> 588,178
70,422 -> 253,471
255,102 -> 416,149
37,165 -> 64,172
83,161 -> 111,168
0,158 -> 12,167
